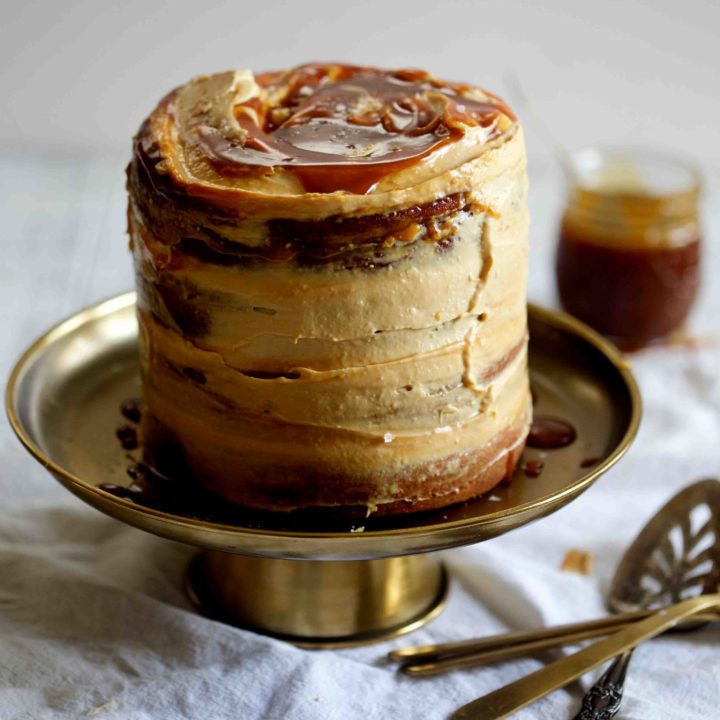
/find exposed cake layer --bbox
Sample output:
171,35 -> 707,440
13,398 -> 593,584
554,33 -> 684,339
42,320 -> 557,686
142,353 -> 531,513
129,63 -> 530,513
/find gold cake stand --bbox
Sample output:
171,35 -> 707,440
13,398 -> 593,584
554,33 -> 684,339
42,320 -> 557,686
6,293 -> 640,647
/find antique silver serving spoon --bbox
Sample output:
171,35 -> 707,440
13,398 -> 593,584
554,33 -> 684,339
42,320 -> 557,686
391,478 -> 720,677
571,478 -> 720,719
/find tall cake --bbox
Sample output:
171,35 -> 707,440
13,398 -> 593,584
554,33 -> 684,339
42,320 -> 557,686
127,62 -> 531,515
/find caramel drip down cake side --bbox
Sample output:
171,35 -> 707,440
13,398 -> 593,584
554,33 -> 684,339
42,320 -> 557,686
127,62 -> 531,514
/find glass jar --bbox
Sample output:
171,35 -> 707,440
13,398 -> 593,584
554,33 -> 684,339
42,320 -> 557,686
556,148 -> 701,349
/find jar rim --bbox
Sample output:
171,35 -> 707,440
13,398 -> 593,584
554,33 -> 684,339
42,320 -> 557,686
568,145 -> 702,198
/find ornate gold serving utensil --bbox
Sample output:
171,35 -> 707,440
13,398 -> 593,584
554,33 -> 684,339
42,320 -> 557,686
450,594 -> 720,720
391,609 -> 718,676
571,478 -> 720,718
392,479 -> 720,676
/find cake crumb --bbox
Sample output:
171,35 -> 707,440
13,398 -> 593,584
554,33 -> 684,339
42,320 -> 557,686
561,549 -> 594,575
86,699 -> 119,716
488,494 -> 501,502
350,526 -> 365,533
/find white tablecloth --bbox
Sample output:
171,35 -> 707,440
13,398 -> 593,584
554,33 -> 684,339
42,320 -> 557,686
1,150 -> 719,719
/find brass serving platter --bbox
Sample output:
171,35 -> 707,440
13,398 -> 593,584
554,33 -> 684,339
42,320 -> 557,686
6,293 -> 640,645
7,292 -> 639,559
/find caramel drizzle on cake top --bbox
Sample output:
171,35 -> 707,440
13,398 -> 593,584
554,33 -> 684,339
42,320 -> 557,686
173,63 -> 516,194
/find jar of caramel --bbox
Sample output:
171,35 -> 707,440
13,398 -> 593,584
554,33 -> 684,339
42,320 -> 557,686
556,148 -> 701,348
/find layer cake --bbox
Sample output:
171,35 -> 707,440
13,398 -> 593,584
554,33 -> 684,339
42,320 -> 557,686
127,63 -> 531,515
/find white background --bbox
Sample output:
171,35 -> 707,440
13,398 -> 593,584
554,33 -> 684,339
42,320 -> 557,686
2,0 -> 719,161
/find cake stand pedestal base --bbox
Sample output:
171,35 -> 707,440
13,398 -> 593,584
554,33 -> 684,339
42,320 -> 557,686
184,551 -> 449,648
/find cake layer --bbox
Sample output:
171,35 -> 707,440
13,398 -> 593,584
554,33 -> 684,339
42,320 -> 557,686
142,367 -> 531,513
140,306 -> 527,430
133,190 -> 527,365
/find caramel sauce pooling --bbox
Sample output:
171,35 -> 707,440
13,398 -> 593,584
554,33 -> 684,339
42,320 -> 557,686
190,63 -> 515,194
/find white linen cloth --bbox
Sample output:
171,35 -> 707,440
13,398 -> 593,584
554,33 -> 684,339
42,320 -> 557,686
1,152 -> 719,720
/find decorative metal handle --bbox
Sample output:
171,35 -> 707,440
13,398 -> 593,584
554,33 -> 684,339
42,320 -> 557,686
451,594 -> 720,720
573,650 -> 633,720
394,611 -> 719,677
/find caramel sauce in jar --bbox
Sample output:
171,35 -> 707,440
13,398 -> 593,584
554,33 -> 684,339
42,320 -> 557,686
556,149 -> 701,348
